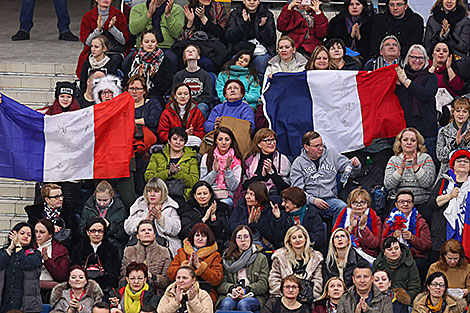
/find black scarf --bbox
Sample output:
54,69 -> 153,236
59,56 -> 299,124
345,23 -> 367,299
432,5 -> 467,28
146,0 -> 167,42
404,64 -> 429,117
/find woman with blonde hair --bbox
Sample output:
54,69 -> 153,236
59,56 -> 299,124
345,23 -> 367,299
305,46 -> 332,70
269,225 -> 323,306
384,127 -> 436,224
312,277 -> 346,313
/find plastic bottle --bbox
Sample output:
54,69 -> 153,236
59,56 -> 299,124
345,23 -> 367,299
340,161 -> 353,187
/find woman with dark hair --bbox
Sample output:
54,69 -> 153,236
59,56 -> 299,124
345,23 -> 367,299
312,277 -> 346,313
262,275 -> 310,313
167,223 -> 223,303
145,127 -> 199,201
216,50 -> 261,110
217,225 -> 269,311
157,83 -> 206,144
0,222 -> 42,313
327,0 -> 373,61
44,81 -> 81,116
324,38 -> 361,70
50,266 -> 103,313
305,45 -> 333,70
200,127 -> 244,206
412,272 -> 466,313
373,270 -> 409,313
110,262 -> 160,313
179,181 -> 232,249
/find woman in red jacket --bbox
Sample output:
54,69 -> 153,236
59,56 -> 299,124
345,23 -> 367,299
157,83 -> 205,144
76,0 -> 130,78
277,0 -> 328,56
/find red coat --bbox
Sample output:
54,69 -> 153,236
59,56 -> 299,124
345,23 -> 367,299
38,240 -> 70,282
76,6 -> 130,78
277,4 -> 328,54
157,101 -> 206,143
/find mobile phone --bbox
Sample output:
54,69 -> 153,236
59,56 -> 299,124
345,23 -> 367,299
301,0 -> 311,5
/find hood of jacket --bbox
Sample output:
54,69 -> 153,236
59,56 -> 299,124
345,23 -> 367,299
50,279 -> 103,307
228,65 -> 250,77
182,238 -> 218,259
92,74 -> 122,104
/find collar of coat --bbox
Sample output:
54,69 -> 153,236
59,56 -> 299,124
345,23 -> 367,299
50,280 -> 103,307
183,238 -> 218,259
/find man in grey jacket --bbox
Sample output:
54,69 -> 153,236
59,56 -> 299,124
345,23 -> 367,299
290,131 -> 361,223
337,264 -> 393,313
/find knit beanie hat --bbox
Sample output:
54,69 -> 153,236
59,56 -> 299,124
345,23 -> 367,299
449,149 -> 470,170
55,81 -> 76,99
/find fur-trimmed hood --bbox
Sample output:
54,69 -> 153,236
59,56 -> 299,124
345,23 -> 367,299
50,279 -> 103,307
92,74 -> 122,104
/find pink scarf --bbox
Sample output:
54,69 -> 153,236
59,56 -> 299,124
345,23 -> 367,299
213,147 -> 241,189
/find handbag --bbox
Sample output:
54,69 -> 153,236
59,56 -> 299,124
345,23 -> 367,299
165,179 -> 186,198
84,253 -> 105,280
297,279 -> 315,306
52,217 -> 71,242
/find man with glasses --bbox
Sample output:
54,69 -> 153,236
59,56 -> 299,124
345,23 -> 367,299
370,0 -> 424,57
290,131 -> 361,224
364,35 -> 401,70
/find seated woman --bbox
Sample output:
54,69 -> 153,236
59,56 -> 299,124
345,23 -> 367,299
312,277 -> 347,313
436,97 -> 470,179
372,236 -> 421,306
158,266 -> 213,313
157,83 -> 205,144
35,218 -> 69,302
167,223 -> 223,303
427,239 -> 470,301
204,80 -> 255,133
110,262 -> 160,313
228,181 -> 277,248
80,181 -> 128,254
121,219 -> 171,297
384,128 -> 436,225
216,50 -> 261,110
373,270 -> 409,313
200,127 -> 243,206
272,187 -> 325,253
333,188 -> 382,258
73,217 -> 120,294
124,177 -> 181,256
324,38 -> 362,70
179,181 -> 232,250
0,222 -> 42,313
225,0 -> 276,75
277,0 -> 328,56
77,0 -> 130,78
243,128 -> 291,197
50,266 -> 103,313
323,228 -> 368,288
269,225 -> 323,305
45,81 -> 80,115
412,272 -> 466,313
261,275 -> 311,313
305,45 -> 332,70
217,225 -> 269,312
327,0 -> 373,62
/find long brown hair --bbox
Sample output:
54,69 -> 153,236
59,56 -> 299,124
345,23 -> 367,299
437,239 -> 468,270
170,83 -> 193,128
205,127 -> 244,174
224,225 -> 253,260
306,45 -> 333,70
431,0 -> 468,15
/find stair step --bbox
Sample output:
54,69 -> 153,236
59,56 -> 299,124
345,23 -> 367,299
0,199 -> 33,215
0,183 -> 35,199
1,88 -> 55,104
0,62 -> 76,76
0,216 -> 29,231
0,74 -> 76,90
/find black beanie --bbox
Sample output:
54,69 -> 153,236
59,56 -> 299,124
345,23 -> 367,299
55,81 -> 76,99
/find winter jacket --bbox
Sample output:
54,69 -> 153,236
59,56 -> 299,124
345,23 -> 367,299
173,68 -> 213,105
124,196 -> 181,256
80,195 -> 128,251
144,145 -> 199,199
225,3 -> 276,55
157,101 -> 205,143
424,6 -> 470,58
412,292 -> 467,313
323,248 -> 368,288
427,261 -> 470,298
50,280 -> 103,313
217,245 -> 269,307
436,121 -> 470,179
395,70 -> 438,138
277,4 -> 328,54
203,99 -> 255,133
200,153 -> 242,198
290,146 -> 361,205
243,151 -> 291,193
158,281 -> 213,313
113,283 -> 161,312
39,240 -> 69,283
337,284 -> 393,313
372,244 -> 421,304
384,153 -> 436,205
370,7 -> 424,57
167,239 -> 223,303
121,240 -> 171,296
0,249 -> 42,313
135,98 -> 163,136
129,3 -> 185,49
263,52 -> 307,90
216,65 -> 261,110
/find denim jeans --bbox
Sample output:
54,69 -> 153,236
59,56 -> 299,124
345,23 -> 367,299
316,197 -> 347,225
197,102 -> 210,120
219,296 -> 260,312
20,0 -> 71,33
253,53 -> 271,76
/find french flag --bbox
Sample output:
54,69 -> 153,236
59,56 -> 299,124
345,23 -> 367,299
0,92 -> 135,182
262,65 -> 406,157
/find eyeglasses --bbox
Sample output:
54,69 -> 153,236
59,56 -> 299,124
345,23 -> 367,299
430,282 -> 445,288
47,194 -> 64,199
409,56 -> 425,61
283,285 -> 299,290
389,2 -> 405,7
308,144 -> 323,149
352,201 -> 367,206
397,199 -> 412,205
88,229 -> 104,234
236,235 -> 250,241
128,87 -> 144,92
260,138 -> 276,144
101,90 -> 113,95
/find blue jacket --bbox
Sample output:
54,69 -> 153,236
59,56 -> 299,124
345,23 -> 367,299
203,98 -> 255,133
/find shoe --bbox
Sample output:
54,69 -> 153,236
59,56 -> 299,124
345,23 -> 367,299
11,30 -> 30,41
59,31 -> 79,42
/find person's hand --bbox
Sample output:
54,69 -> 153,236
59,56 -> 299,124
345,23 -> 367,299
242,9 -> 250,21
165,0 -> 174,18
446,53 -> 453,69
359,212 -> 367,228
288,0 -> 300,10
355,297 -> 368,313
271,201 -> 281,219
464,131 -> 470,143
259,17 -> 267,26
213,156 -> 220,172
248,207 -> 262,224
463,289 -> 468,297
397,156 -> 407,175
209,201 -> 217,219
350,156 -> 360,167
351,23 -> 361,39
154,204 -> 162,220
175,285 -> 183,303
350,214 -> 359,229
313,198 -> 329,210
147,205 -> 157,220
225,156 -> 233,171
450,187 -> 460,199
109,297 -> 119,308
138,64 -> 145,76
168,163 -> 181,175
395,67 -> 407,84
231,287 -> 240,299
69,297 -> 80,311
147,0 -> 158,17
214,116 -> 222,129
108,16 -> 117,29
393,229 -> 402,238
262,159 -> 273,176
412,150 -> 419,172
183,5 -> 195,26
193,253 -> 201,269
440,18 -> 450,38
8,231 -> 18,249
310,0 -> 322,13
195,6 -> 208,24
97,14 -> 103,31
402,230 -> 414,241
186,125 -> 194,135
457,128 -> 464,145
188,285 -> 197,300
41,247 -> 49,261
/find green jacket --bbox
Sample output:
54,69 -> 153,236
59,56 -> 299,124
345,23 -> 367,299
129,3 -> 185,49
216,246 -> 269,308
144,145 -> 199,199
372,243 -> 421,303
